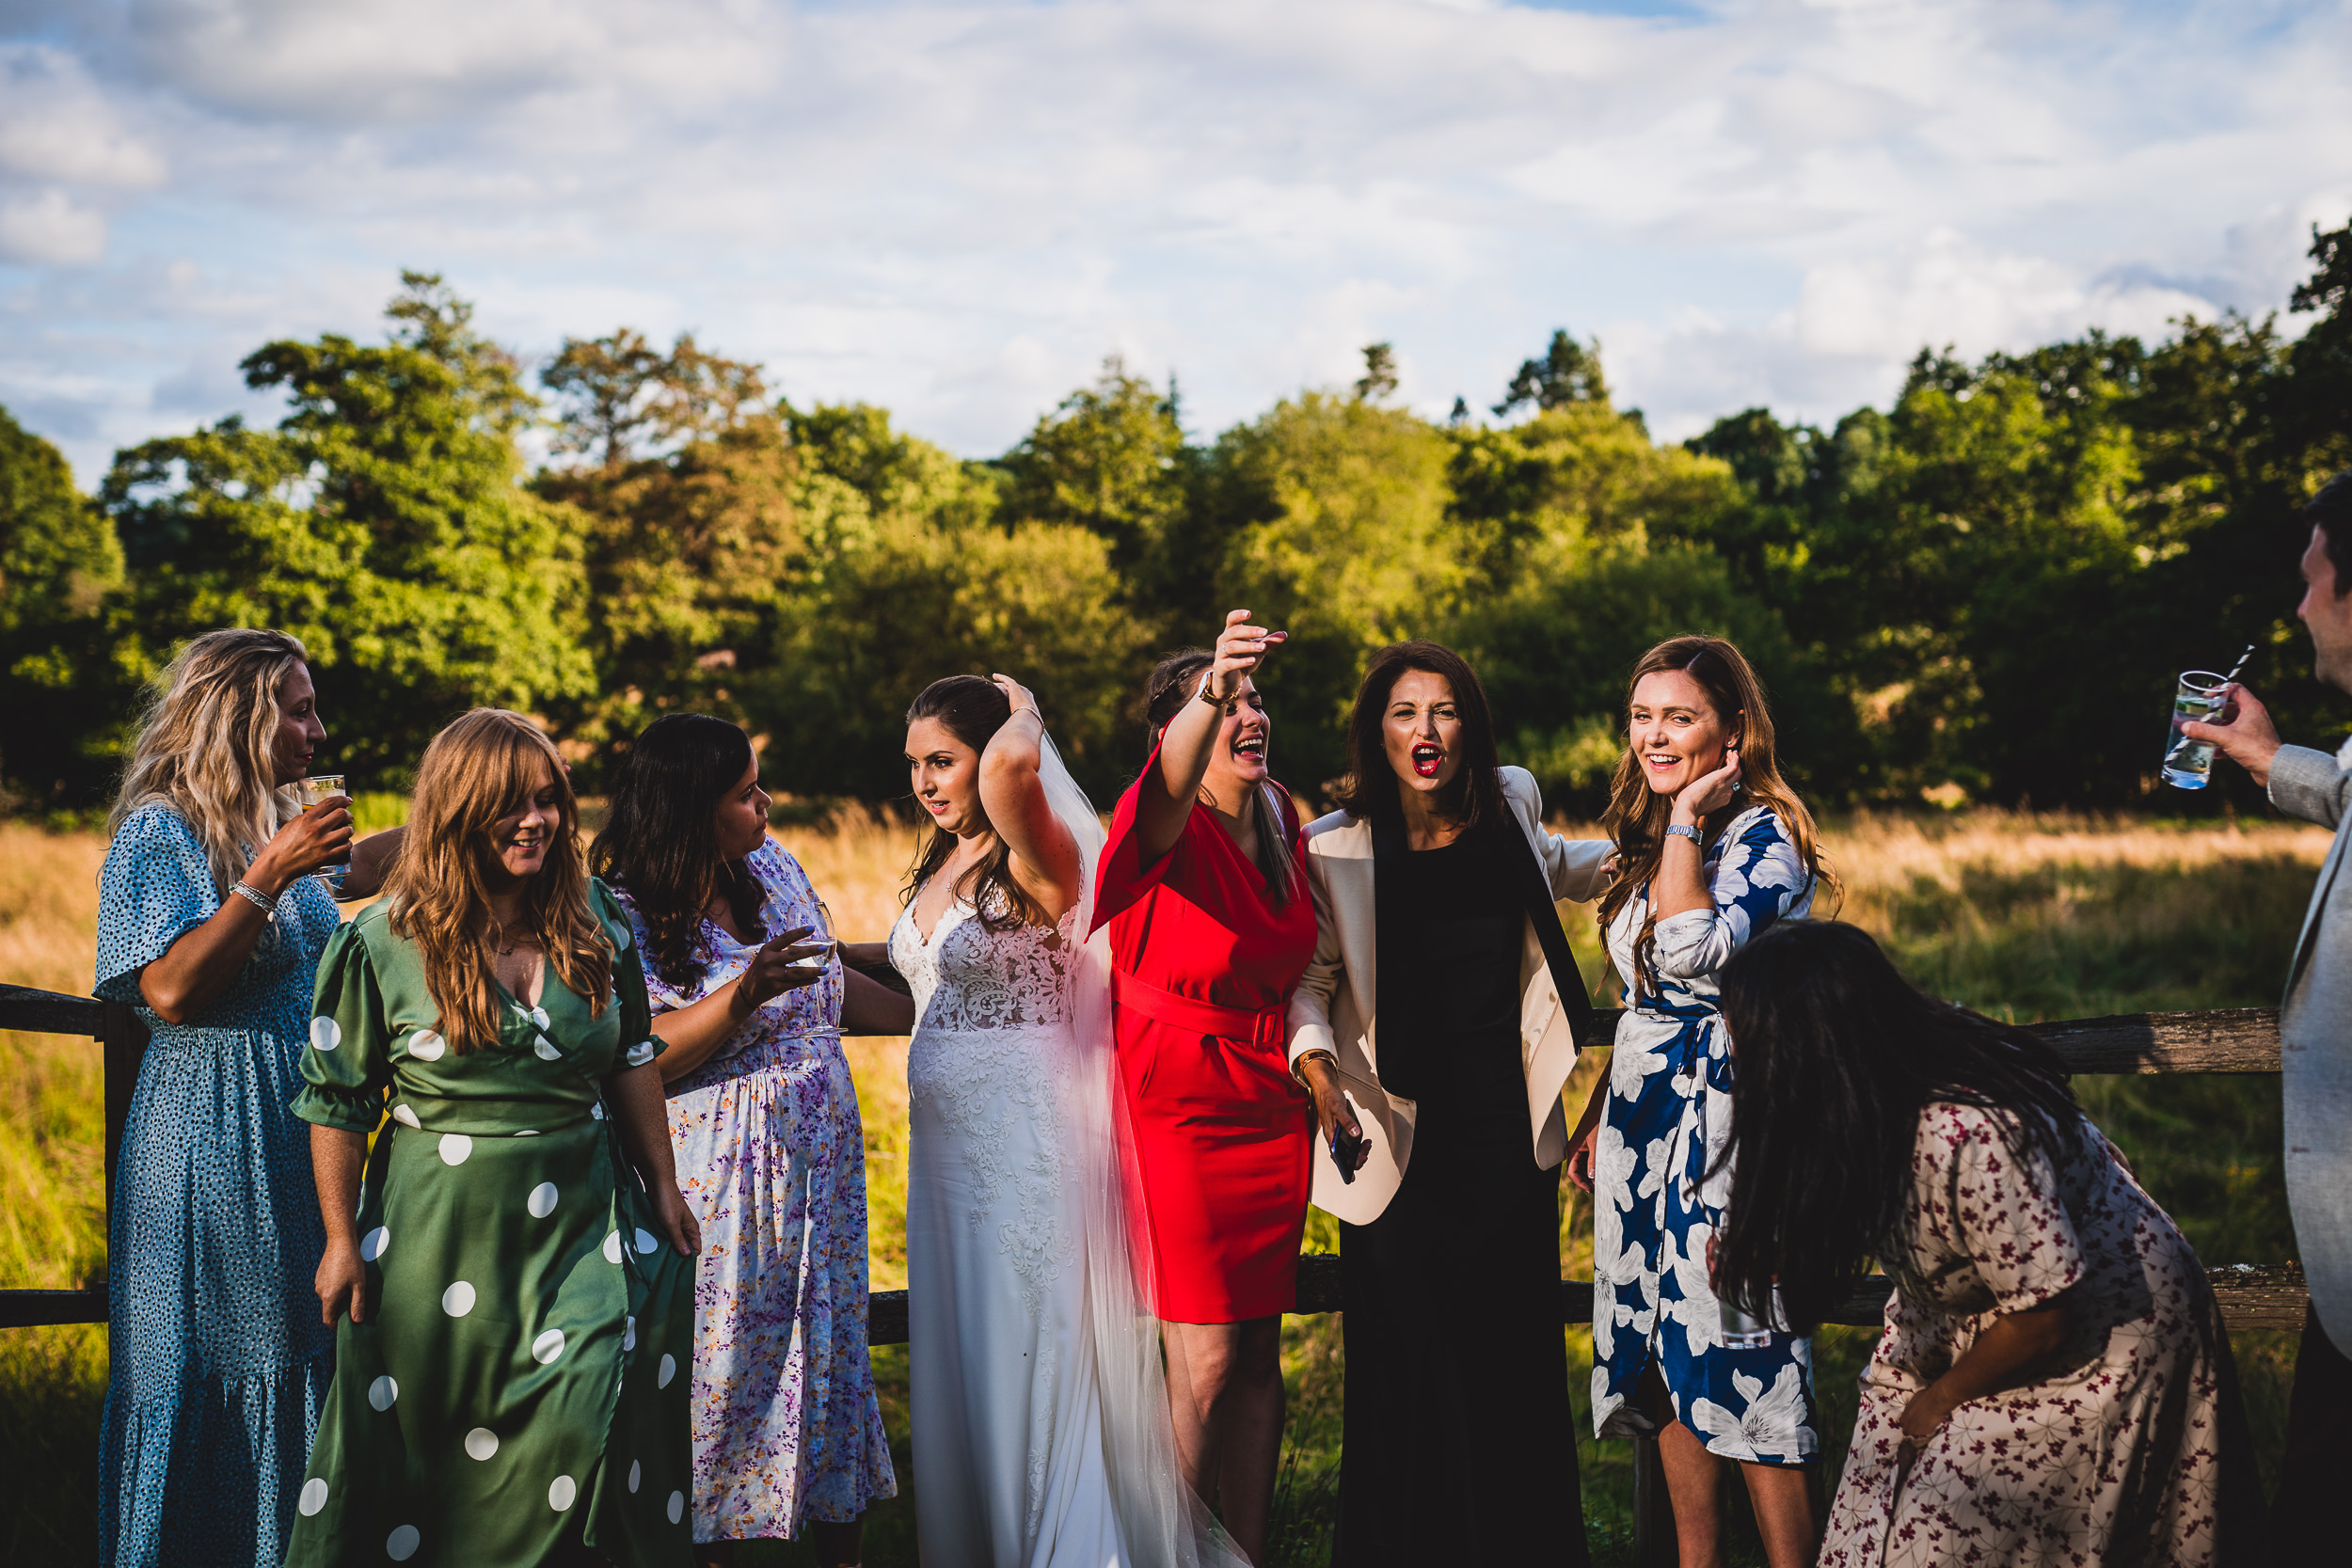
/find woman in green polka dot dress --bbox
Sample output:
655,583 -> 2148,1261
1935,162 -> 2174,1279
286,708 -> 701,1567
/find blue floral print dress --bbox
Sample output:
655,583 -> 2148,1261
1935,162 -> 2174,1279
615,838 -> 894,1544
1591,804 -> 1818,1464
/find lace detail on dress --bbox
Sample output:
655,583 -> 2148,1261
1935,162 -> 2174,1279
892,890 -> 1080,1034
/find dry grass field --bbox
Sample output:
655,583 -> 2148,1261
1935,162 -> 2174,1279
0,807 -> 2329,1564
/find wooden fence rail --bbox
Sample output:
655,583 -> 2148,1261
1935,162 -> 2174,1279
0,984 -> 2311,1563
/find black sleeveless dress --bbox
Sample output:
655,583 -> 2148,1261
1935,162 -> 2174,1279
1333,814 -> 1587,1565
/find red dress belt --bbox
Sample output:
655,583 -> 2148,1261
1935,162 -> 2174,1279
1112,969 -> 1288,1052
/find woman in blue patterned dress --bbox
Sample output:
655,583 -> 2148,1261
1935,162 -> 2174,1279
1565,635 -> 1834,1568
92,628 -> 356,1566
592,715 -> 910,1568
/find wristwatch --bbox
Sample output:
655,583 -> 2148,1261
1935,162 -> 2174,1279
1665,824 -> 1702,844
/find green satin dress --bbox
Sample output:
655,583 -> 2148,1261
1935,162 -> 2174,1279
285,882 -> 694,1567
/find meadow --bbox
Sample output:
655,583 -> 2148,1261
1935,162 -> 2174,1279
0,808 -> 2327,1564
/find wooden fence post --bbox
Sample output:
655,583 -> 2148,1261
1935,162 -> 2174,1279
100,1001 -> 147,1226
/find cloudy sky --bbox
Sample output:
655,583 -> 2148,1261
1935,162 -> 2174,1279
3,0 -> 2348,484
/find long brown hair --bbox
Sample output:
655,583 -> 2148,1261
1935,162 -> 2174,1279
590,714 -> 766,990
1595,636 -> 1835,995
1142,649 -> 1298,910
108,628 -> 309,898
1330,641 -> 1504,832
902,676 -> 1048,932
388,709 -> 614,1053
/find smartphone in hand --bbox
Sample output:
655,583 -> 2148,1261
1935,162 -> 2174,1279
1329,1122 -> 1366,1184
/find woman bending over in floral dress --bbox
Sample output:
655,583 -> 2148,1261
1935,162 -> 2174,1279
595,714 -> 911,1568
1565,634 -> 1833,1568
1713,920 -> 2260,1567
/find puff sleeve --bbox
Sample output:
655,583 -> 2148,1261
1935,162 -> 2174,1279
294,923 -> 395,1132
95,804 -> 220,1007
596,879 -> 664,1075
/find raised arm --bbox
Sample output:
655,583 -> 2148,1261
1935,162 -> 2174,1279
1136,610 -> 1286,868
979,674 -> 1082,921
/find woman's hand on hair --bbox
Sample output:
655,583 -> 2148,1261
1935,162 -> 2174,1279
731,927 -> 827,1012
991,673 -> 1041,720
1203,609 -> 1286,703
1670,744 -> 1743,827
251,793 -> 356,894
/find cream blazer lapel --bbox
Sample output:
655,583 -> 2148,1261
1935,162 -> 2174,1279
1285,767 -> 1611,1226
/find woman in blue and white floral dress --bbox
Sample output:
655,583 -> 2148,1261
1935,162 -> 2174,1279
1566,636 -> 1834,1568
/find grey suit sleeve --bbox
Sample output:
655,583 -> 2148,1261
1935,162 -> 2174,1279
2270,744 -> 2352,832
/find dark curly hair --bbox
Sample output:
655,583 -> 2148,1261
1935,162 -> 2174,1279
589,714 -> 766,990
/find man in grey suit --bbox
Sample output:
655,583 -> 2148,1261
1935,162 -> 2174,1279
2186,468 -> 2352,1545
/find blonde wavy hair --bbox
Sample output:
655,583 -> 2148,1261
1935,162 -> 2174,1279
387,708 -> 613,1054
1596,635 -> 1838,996
107,629 -> 310,898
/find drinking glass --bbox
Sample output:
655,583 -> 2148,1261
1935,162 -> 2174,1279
294,773 -> 352,895
793,899 -> 836,972
2161,672 -> 2230,790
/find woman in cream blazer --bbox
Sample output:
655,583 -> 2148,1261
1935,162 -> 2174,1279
1285,641 -> 1609,1567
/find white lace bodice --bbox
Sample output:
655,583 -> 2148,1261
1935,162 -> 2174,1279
888,892 -> 1080,1036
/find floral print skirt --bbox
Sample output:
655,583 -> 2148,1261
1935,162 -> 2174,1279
668,1029 -> 895,1541
1591,1008 -> 1817,1464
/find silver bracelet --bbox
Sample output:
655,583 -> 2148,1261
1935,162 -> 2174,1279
1664,824 -> 1702,844
229,880 -> 277,919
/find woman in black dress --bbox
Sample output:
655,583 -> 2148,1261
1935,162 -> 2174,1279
1288,641 -> 1613,1563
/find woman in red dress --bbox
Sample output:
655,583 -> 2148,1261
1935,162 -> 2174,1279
1094,609 -> 1318,1562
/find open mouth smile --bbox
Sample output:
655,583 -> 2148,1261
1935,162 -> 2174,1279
1411,743 -> 1444,779
1232,735 -> 1267,765
1645,752 -> 1684,774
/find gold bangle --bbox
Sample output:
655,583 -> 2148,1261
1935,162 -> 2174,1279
1291,1049 -> 1335,1088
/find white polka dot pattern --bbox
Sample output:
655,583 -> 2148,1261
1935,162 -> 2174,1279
634,1228 -> 658,1255
441,1281 -> 476,1317
623,1315 -> 636,1351
532,1328 -> 565,1364
602,1230 -> 623,1265
533,1035 -> 562,1061
628,1459 -> 641,1493
359,1227 -> 389,1262
310,1016 -> 341,1052
386,1524 -> 421,1560
625,1040 -> 654,1067
367,1375 -> 397,1411
437,1133 -> 472,1166
667,1490 -> 684,1525
527,1181 -> 559,1218
658,1353 -> 676,1388
548,1475 -> 577,1512
464,1428 -> 499,1461
406,1029 -> 445,1061
298,1478 -> 328,1516
391,1103 -> 421,1129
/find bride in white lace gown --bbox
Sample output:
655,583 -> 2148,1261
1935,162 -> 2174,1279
890,674 -> 1248,1568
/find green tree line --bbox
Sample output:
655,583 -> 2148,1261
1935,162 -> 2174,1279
8,230 -> 2352,817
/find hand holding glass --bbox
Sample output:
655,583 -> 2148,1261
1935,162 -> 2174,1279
793,901 -> 836,972
294,774 -> 354,894
2161,673 -> 2232,790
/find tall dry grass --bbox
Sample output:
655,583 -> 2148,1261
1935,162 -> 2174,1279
0,808 -> 2332,1564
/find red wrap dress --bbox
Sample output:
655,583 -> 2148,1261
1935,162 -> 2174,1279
1094,755 -> 1318,1323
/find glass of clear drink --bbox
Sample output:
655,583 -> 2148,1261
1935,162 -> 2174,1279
2161,672 -> 2231,790
792,899 -> 836,973
294,773 -> 352,895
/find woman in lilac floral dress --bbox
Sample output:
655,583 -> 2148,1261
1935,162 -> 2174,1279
594,715 -> 913,1568
1713,921 -> 2260,1567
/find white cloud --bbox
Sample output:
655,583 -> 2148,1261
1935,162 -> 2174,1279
0,189 -> 106,264
1,0 -> 2350,481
